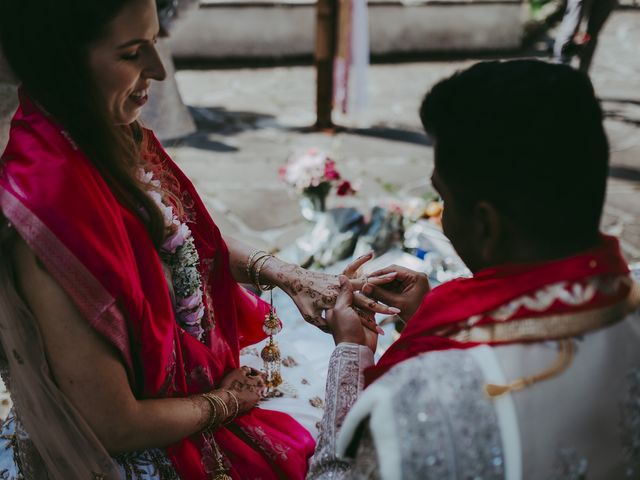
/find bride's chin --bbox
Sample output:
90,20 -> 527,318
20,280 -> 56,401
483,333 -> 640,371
112,109 -> 142,126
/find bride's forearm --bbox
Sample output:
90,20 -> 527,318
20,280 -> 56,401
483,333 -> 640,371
226,236 -> 297,290
226,237 -> 259,284
225,237 -> 340,327
107,393 -> 213,454
259,257 -> 312,294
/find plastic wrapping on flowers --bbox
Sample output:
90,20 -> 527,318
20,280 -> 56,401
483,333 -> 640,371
278,148 -> 471,295
278,187 -> 468,290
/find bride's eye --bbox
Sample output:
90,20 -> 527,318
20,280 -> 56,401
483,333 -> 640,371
121,50 -> 140,61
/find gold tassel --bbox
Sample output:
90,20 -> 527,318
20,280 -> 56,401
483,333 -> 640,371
485,339 -> 574,398
209,435 -> 233,480
212,473 -> 233,480
261,291 -> 283,395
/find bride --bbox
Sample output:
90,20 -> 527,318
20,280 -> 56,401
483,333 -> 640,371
0,0 -> 394,478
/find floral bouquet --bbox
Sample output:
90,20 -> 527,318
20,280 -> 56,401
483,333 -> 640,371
279,149 -> 356,214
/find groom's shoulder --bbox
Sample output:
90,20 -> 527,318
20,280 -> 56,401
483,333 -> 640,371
377,348 -> 480,391
360,349 -> 504,478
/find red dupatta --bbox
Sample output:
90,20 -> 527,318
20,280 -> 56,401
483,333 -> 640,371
0,90 -> 314,479
365,234 -> 633,386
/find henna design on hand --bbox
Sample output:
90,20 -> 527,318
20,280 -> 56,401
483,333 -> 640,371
270,264 -> 340,328
229,379 -> 261,393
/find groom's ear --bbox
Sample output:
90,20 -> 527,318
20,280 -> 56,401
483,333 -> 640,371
473,201 -> 503,265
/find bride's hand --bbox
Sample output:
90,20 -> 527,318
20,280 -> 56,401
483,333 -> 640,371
272,264 -> 340,330
218,366 -> 266,415
260,254 -> 398,331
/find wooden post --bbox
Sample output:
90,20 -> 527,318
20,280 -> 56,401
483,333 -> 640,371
314,0 -> 338,131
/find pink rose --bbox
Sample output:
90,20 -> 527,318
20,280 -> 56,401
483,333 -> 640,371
182,305 -> 205,325
178,289 -> 203,312
184,324 -> 204,339
163,222 -> 190,253
324,159 -> 341,181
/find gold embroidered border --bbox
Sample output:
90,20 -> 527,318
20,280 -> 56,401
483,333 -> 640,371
450,281 -> 640,343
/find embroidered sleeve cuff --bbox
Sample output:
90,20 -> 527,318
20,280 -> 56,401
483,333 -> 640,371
308,342 -> 372,478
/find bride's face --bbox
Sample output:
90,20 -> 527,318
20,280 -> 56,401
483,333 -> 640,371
88,0 -> 166,125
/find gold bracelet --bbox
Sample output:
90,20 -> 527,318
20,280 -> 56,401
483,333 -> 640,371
206,392 -> 229,423
249,251 -> 271,290
253,254 -> 275,292
203,392 -> 226,415
200,393 -> 220,432
252,254 -> 269,289
246,250 -> 266,282
221,389 -> 240,424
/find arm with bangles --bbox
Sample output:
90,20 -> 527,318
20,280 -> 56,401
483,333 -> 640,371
226,237 -> 399,331
12,237 -> 263,455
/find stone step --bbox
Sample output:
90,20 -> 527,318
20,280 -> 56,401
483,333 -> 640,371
167,0 -> 531,60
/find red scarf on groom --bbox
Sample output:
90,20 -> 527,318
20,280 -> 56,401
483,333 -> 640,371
365,235 -> 633,386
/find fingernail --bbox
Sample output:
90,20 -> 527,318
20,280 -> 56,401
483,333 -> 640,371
339,275 -> 347,286
376,326 -> 385,335
389,307 -> 401,314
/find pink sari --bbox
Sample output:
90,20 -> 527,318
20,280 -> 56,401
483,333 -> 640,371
0,90 -> 314,479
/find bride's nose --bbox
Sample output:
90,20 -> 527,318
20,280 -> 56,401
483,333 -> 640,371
143,45 -> 167,82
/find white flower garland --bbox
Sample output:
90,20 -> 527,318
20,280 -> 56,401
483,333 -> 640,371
139,169 -> 205,340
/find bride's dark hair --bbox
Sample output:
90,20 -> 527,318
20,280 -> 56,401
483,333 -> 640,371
0,0 -> 166,247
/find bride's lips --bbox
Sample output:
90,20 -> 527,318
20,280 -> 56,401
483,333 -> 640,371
129,90 -> 149,107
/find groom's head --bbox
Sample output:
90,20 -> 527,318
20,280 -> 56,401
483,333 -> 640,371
420,60 -> 609,273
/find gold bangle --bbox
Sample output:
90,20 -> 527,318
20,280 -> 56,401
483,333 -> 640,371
200,393 -> 220,432
252,254 -> 268,289
253,254 -> 275,292
249,252 -> 271,290
221,389 -> 240,423
246,250 -> 266,282
205,392 -> 229,422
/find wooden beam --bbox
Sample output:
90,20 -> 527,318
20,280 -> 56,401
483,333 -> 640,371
314,0 -> 338,131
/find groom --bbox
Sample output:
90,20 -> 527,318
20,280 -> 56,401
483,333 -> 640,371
362,58 -> 626,382
307,60 -> 640,479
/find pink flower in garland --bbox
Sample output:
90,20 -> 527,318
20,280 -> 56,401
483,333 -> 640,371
178,289 -> 203,312
163,222 -> 190,253
139,168 -> 206,342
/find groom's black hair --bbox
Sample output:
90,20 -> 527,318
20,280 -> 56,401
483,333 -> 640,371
420,60 -> 608,249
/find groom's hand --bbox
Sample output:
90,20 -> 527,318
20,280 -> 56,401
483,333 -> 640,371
326,275 -> 378,353
363,265 -> 430,323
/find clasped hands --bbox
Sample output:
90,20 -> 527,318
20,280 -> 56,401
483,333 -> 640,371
325,252 -> 431,352
261,250 -> 429,349
218,253 -> 430,416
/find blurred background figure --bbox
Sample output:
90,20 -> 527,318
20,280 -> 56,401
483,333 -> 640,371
553,0 -> 617,72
